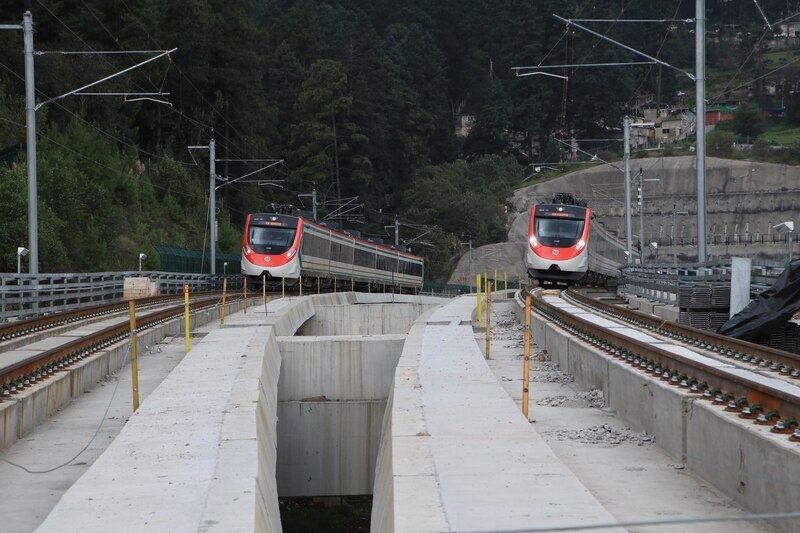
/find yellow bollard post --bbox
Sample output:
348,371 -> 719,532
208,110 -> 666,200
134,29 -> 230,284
128,301 -> 140,411
334,277 -> 337,293
485,281 -> 492,360
262,274 -> 266,305
368,281 -> 371,293
522,294 -> 532,418
282,274 -> 285,298
184,284 -> 191,352
221,278 -> 227,325
504,272 -> 508,298
317,276 -> 320,294
243,277 -> 248,313
299,276 -> 303,297
494,269 -> 497,297
476,274 -> 482,326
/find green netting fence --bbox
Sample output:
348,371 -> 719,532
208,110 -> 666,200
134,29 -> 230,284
155,245 -> 239,275
422,277 -> 527,297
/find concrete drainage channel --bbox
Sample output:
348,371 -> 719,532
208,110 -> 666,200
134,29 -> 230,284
518,294 -> 800,533
0,299 -> 244,449
273,299 -> 440,529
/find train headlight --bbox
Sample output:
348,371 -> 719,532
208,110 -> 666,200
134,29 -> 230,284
285,247 -> 297,259
243,245 -> 254,257
575,239 -> 586,252
528,235 -> 541,249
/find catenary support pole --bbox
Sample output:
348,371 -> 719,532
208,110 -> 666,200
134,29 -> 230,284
312,188 -> 318,222
210,138 -> 217,275
624,116 -> 632,263
696,0 -> 707,263
639,168 -> 645,256
23,11 -> 38,274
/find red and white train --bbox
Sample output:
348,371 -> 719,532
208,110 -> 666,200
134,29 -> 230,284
241,213 -> 424,291
526,193 -> 591,285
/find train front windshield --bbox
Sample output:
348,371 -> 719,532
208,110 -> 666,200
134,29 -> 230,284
535,217 -> 585,246
248,226 -> 297,254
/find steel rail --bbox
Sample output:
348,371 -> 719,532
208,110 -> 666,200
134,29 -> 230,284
0,295 -> 239,396
567,288 -> 800,377
530,289 -> 800,438
0,291 -> 223,342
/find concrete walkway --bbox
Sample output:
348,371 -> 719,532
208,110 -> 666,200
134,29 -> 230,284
486,299 -> 771,533
373,294 -> 623,532
35,299 -> 290,532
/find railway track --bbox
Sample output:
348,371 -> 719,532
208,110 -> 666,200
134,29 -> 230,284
528,286 -> 800,442
0,293 -> 242,398
0,291 -> 229,346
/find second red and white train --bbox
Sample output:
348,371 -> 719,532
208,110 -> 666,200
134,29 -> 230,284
526,193 -> 591,285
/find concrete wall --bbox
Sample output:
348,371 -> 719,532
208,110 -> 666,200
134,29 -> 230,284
0,299 -> 244,450
275,335 -> 405,497
277,336 -> 406,401
520,296 -> 800,533
254,332 -> 283,533
297,303 -> 440,336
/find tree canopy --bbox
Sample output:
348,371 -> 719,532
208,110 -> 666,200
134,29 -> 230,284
0,0 -> 784,278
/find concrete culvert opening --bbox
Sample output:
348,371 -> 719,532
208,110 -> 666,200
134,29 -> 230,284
273,299 -> 439,530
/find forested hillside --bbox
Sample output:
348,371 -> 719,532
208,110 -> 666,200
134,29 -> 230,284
0,0 -> 795,278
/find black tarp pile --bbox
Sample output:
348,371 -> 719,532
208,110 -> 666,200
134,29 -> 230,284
717,261 -> 800,341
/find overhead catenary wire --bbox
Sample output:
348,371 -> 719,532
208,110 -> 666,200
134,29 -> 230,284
0,58 -> 194,167
115,0 -> 255,158
35,0 -> 252,162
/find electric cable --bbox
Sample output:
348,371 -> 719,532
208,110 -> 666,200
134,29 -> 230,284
0,342 -> 132,474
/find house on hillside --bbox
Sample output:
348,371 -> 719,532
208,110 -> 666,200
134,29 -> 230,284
632,92 -> 656,115
641,106 -> 693,145
454,114 -> 476,137
777,22 -> 800,38
706,104 -> 738,126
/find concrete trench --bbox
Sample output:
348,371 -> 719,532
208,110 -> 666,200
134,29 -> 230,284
519,296 -> 800,533
275,302 -> 438,498
256,294 -> 442,531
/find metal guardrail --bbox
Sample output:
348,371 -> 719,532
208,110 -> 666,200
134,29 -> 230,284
620,260 -> 785,308
0,271 -> 244,322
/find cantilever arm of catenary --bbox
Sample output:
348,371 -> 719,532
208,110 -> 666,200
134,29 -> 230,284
552,14 -> 695,81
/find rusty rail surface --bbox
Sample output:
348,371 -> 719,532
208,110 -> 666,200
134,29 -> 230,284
530,288 -> 800,440
0,295 -> 239,396
0,291 -> 223,343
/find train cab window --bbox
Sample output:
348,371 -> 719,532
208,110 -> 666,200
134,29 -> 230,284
535,217 -> 585,246
248,226 -> 296,254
